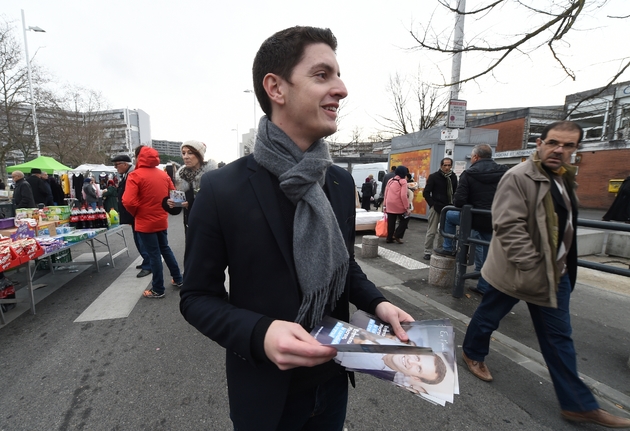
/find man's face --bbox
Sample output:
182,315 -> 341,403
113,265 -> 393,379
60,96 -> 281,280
11,173 -> 20,182
278,43 -> 347,149
41,173 -> 48,180
440,160 -> 452,174
536,128 -> 580,171
114,162 -> 129,174
383,354 -> 438,383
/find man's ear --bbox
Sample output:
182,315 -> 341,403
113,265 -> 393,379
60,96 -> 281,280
263,73 -> 285,107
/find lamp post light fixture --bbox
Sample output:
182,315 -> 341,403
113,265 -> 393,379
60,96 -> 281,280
21,9 -> 45,158
243,89 -> 257,131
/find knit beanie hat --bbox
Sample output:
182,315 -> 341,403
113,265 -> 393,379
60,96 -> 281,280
181,140 -> 207,160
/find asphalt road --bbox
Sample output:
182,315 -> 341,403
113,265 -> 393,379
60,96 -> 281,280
1,213 -> 629,431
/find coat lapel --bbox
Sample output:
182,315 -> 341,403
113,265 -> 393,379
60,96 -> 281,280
246,156 -> 297,284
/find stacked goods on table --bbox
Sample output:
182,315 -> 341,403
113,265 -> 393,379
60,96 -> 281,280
41,206 -> 71,223
69,204 -> 110,230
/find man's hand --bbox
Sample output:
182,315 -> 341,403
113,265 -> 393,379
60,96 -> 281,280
264,320 -> 338,370
374,302 -> 414,343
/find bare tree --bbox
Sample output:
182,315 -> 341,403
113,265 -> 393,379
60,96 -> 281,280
0,18 -> 38,179
409,0 -> 629,89
43,86 -> 115,166
377,71 -> 448,136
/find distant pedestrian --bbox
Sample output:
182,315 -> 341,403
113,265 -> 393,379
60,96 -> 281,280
383,166 -> 410,244
602,175 -> 630,223
113,154 -> 152,278
26,168 -> 52,206
379,165 -> 397,208
166,140 -> 217,234
82,177 -> 98,210
11,171 -> 36,209
462,121 -> 630,429
102,180 -> 119,213
360,176 -> 374,211
123,146 -> 183,298
434,144 -> 509,295
422,158 -> 457,260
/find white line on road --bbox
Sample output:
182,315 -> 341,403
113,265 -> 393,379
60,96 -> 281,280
74,256 -> 150,322
355,243 -> 429,270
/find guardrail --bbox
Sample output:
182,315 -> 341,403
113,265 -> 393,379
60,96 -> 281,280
439,205 -> 630,298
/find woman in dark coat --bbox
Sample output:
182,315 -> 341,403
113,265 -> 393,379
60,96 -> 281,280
360,176 -> 374,211
102,180 -> 119,213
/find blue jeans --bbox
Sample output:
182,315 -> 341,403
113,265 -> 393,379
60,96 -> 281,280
471,230 -> 492,293
88,202 -> 97,210
463,274 -> 599,412
137,230 -> 182,295
442,210 -> 460,251
132,228 -> 151,271
273,371 -> 348,431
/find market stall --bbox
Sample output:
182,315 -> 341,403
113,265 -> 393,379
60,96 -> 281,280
0,205 -> 128,324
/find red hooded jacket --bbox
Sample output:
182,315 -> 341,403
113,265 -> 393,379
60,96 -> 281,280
122,147 -> 175,233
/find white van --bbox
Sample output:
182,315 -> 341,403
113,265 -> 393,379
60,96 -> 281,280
350,162 -> 389,201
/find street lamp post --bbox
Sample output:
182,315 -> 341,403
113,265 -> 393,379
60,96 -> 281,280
21,9 -> 45,158
231,126 -> 239,160
243,90 -> 257,131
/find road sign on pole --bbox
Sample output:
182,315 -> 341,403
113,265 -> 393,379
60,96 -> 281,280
446,99 -> 467,129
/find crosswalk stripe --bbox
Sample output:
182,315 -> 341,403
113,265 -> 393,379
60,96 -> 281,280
355,243 -> 429,270
74,256 -> 150,322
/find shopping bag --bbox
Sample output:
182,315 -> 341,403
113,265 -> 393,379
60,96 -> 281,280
375,213 -> 388,238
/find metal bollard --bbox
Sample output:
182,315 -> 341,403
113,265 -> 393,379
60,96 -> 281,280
361,235 -> 379,258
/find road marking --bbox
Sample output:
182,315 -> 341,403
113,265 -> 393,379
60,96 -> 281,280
74,256 -> 150,322
1,253 -> 108,328
355,244 -> 429,270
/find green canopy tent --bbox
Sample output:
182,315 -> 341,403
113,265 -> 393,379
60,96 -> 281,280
7,156 -> 72,174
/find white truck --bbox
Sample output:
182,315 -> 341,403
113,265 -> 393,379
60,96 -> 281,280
350,162 -> 389,202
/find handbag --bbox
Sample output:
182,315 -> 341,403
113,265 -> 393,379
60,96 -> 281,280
375,213 -> 388,237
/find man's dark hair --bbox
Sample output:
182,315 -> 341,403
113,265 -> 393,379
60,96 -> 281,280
134,145 -> 146,158
440,158 -> 453,166
472,144 -> 493,159
390,165 -> 397,172
540,121 -> 584,144
253,26 -> 338,117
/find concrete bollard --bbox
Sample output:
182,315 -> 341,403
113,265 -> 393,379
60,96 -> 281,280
428,254 -> 456,288
361,235 -> 380,258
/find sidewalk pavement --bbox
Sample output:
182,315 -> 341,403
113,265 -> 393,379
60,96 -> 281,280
354,213 -> 630,417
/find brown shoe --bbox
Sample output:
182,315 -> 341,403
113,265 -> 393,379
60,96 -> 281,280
393,236 -> 404,244
462,352 -> 493,382
561,409 -> 630,428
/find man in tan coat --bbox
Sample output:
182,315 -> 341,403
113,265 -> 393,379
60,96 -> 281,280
461,121 -> 630,428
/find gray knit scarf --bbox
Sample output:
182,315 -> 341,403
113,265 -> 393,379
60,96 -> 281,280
441,170 -> 454,204
253,117 -> 349,328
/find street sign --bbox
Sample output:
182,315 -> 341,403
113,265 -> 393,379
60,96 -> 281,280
446,99 -> 467,129
441,129 -> 459,141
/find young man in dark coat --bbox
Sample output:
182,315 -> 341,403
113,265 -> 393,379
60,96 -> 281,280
180,26 -> 413,431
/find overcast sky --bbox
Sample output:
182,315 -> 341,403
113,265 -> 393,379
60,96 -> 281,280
3,0 -> 628,163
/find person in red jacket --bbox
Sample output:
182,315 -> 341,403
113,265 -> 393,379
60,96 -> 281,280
123,146 -> 183,298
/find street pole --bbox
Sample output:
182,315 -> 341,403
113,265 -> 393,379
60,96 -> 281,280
444,0 -> 466,159
231,126 -> 239,160
21,10 -> 45,158
243,90 -> 257,132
